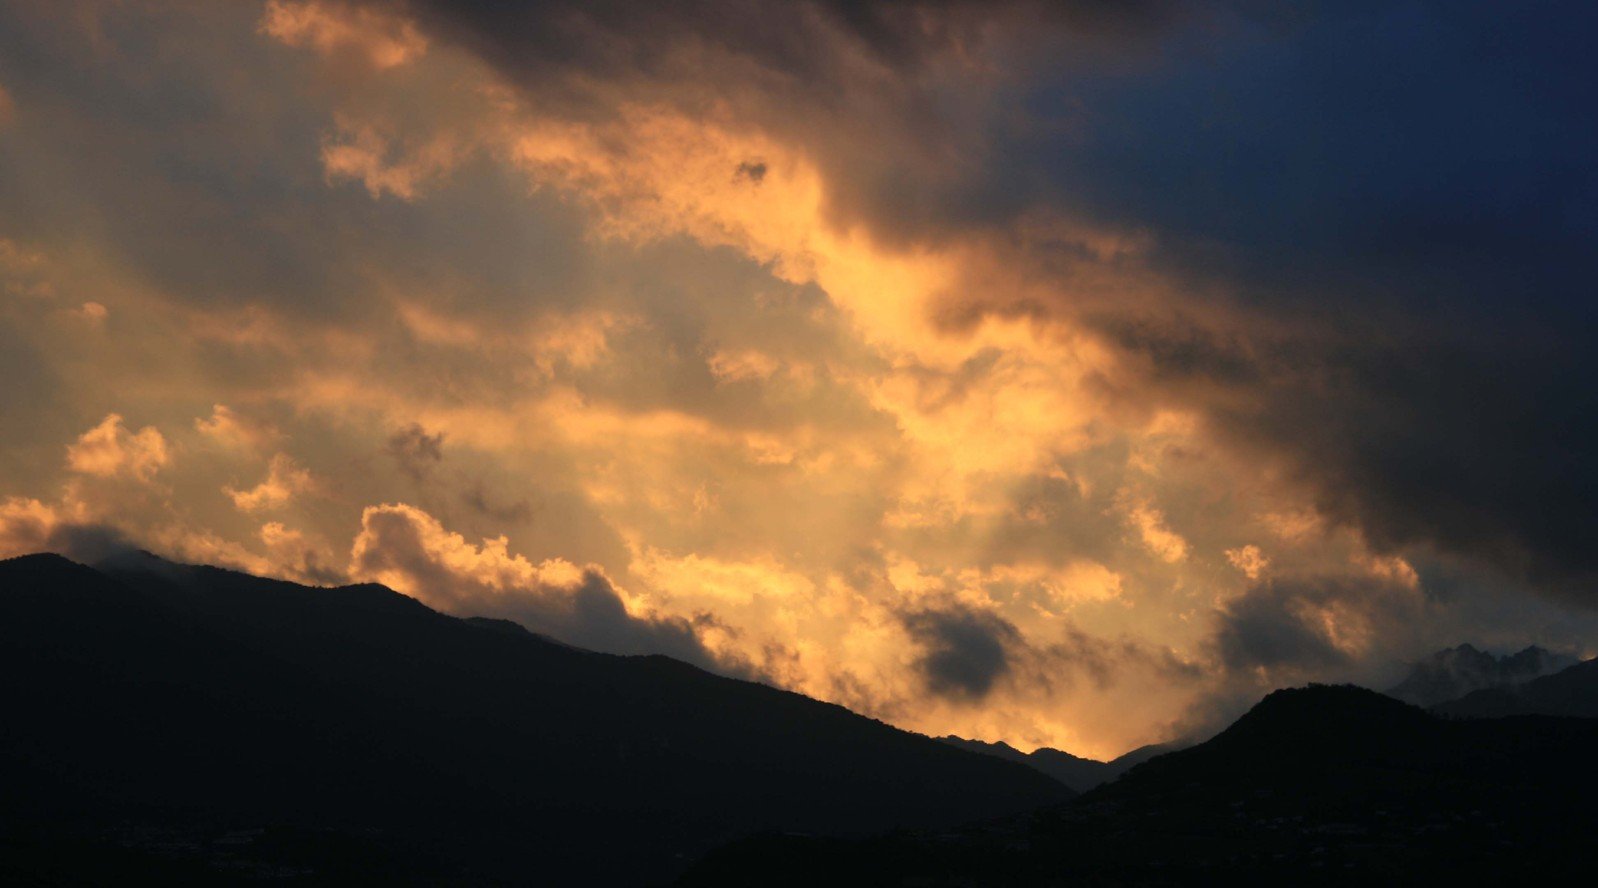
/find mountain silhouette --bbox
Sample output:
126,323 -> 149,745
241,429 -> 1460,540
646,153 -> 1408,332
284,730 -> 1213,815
681,684 -> 1598,884
1387,643 -> 1577,706
1432,654 -> 1598,718
0,552 -> 1068,885
937,736 -> 1182,793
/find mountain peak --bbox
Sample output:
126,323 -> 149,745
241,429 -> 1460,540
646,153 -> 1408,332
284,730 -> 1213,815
1208,684 -> 1431,755
0,551 -> 108,577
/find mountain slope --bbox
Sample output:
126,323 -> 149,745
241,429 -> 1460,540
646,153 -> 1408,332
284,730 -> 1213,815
0,552 -> 1069,885
681,685 -> 1598,884
1432,655 -> 1598,718
1387,643 -> 1577,706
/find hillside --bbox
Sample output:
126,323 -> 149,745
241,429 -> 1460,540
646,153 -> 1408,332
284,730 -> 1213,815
682,685 -> 1598,884
0,552 -> 1068,885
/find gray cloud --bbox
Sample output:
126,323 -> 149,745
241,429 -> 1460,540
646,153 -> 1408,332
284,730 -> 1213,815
35,522 -> 138,565
460,483 -> 533,525
1209,573 -> 1433,681
734,161 -> 766,184
901,603 -> 1020,701
386,422 -> 445,481
1212,580 -> 1355,676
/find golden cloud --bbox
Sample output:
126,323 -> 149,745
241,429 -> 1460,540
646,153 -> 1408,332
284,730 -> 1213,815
259,0 -> 427,70
65,414 -> 169,482
225,453 -> 316,513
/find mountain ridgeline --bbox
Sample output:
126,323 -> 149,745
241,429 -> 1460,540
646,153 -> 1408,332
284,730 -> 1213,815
0,552 -> 1068,885
936,736 -> 1178,793
684,684 -> 1598,884
6,552 -> 1598,885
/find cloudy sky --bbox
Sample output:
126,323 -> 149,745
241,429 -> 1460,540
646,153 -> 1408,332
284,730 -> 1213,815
2,0 -> 1595,758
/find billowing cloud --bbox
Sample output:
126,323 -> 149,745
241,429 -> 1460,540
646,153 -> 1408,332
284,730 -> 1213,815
195,405 -> 275,452
258,0 -> 426,69
225,453 -> 316,512
65,414 -> 169,482
1119,493 -> 1189,564
1225,545 -> 1267,581
0,497 -> 132,563
259,521 -> 345,585
348,503 -> 727,669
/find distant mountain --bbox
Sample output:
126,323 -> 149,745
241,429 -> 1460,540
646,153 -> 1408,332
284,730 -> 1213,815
0,552 -> 1068,886
1433,655 -> 1598,718
938,737 -> 1106,792
937,737 -> 1182,793
1387,643 -> 1577,706
682,685 -> 1598,884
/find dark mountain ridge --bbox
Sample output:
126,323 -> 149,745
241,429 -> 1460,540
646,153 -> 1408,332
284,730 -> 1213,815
0,552 -> 1069,885
937,736 -> 1181,793
682,684 -> 1598,884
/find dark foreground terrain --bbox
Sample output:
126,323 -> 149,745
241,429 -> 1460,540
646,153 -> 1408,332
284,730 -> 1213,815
0,552 -> 1066,886
682,684 -> 1598,884
7,551 -> 1597,885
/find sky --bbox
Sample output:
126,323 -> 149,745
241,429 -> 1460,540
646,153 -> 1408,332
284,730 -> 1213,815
1,0 -> 1595,759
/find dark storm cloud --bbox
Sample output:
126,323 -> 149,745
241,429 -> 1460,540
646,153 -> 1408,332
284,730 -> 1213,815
378,0 -> 1184,247
1218,336 -> 1598,593
1011,1 -> 1598,591
1213,581 -> 1353,675
398,0 -> 1174,90
901,604 -> 1021,700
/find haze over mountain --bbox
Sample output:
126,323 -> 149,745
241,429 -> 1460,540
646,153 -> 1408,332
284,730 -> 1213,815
1386,643 -> 1577,707
1433,655 -> 1598,719
0,552 -> 1067,885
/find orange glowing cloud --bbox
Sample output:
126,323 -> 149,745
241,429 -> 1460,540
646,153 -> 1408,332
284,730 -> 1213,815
225,453 -> 316,513
65,414 -> 169,482
259,0 -> 426,70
